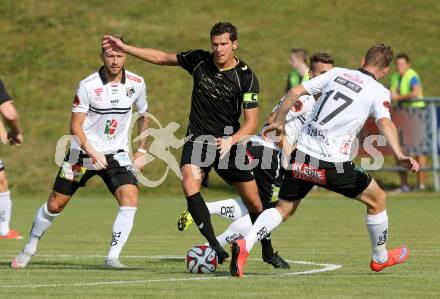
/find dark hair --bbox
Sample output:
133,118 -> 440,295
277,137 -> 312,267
395,52 -> 410,63
364,43 -> 394,69
309,52 -> 334,71
291,48 -> 308,63
210,22 -> 238,41
102,34 -> 125,53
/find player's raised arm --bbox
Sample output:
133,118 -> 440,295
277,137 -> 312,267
102,35 -> 178,66
376,117 -> 419,172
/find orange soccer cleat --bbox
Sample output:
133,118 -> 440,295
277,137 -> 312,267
230,239 -> 249,278
370,246 -> 410,272
0,230 -> 23,240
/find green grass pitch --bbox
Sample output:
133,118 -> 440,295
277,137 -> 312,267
0,191 -> 439,298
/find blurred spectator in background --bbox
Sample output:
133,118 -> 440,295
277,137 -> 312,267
285,48 -> 309,92
390,53 -> 426,192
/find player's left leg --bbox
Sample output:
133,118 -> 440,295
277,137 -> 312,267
357,179 -> 410,272
0,168 -> 21,239
105,183 -> 138,269
416,155 -> 426,190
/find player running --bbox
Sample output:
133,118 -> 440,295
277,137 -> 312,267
230,44 -> 419,277
12,36 -> 149,269
103,22 -> 265,263
0,79 -> 24,240
177,53 -> 335,269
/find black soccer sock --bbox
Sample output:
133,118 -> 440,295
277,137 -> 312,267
249,211 -> 261,224
186,192 -> 219,246
260,234 -> 274,257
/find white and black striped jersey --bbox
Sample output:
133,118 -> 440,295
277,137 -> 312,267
299,67 -> 391,162
71,67 -> 147,153
252,95 -> 315,151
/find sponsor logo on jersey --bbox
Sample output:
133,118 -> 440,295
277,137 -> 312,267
241,65 -> 248,71
383,100 -> 391,111
104,119 -> 118,138
94,88 -> 103,96
127,74 -> 141,83
291,162 -> 327,185
340,137 -> 353,155
335,76 -> 362,93
126,87 -> 135,98
292,99 -> 303,112
343,73 -> 363,84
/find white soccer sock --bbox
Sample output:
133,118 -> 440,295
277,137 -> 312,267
0,191 -> 12,236
216,214 -> 253,247
206,199 -> 248,220
23,203 -> 59,255
244,208 -> 283,252
366,209 -> 389,264
107,206 -> 137,260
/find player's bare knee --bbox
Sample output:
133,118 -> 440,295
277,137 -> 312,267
246,199 -> 263,214
371,189 -> 386,210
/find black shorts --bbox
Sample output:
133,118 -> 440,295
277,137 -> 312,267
180,139 -> 254,185
279,150 -> 372,201
53,150 -> 138,196
246,143 -> 284,209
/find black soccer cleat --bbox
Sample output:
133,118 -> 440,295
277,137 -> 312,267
213,245 -> 230,264
263,251 -> 290,269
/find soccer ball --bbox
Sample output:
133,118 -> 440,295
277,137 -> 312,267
185,245 -> 217,274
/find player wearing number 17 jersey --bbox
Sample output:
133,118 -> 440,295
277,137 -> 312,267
230,44 -> 420,277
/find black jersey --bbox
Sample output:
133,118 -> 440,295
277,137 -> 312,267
0,80 -> 12,105
177,49 -> 259,138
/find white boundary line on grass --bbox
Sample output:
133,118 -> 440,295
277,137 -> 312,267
0,255 -> 342,288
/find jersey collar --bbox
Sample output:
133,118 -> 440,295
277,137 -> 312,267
99,66 -> 126,85
358,68 -> 376,80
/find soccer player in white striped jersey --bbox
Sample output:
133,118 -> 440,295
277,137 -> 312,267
12,35 -> 149,269
177,53 -> 334,269
230,44 -> 419,277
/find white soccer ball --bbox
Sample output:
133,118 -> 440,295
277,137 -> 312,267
185,245 -> 218,274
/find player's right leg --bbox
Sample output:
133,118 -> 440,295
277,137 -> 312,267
230,199 -> 302,277
177,198 -> 249,231
0,167 -> 22,239
181,164 -> 229,263
11,191 -> 71,268
357,179 -> 410,272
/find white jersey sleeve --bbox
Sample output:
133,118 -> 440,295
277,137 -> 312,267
72,82 -> 89,113
370,90 -> 391,122
302,68 -> 337,95
135,79 -> 148,113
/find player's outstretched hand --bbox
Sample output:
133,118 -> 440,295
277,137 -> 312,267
397,156 -> 419,173
102,35 -> 126,54
84,142 -> 108,170
8,133 -> 23,146
261,120 -> 284,140
216,136 -> 233,159
133,150 -> 148,172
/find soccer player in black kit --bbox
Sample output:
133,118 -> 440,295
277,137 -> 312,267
102,22 -> 287,265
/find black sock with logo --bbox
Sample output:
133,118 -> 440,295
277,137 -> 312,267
186,192 -> 219,246
260,234 -> 274,257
